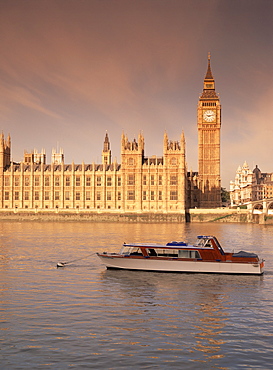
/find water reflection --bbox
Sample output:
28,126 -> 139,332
192,293 -> 227,363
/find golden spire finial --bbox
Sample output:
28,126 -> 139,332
208,52 -> 211,61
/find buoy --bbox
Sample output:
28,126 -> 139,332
57,262 -> 66,268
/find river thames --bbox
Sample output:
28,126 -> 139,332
1,221 -> 273,369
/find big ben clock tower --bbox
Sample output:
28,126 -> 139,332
197,53 -> 221,208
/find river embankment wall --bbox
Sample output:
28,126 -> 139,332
0,208 -> 268,223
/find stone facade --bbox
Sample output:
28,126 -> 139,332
230,162 -> 273,206
0,131 -> 187,212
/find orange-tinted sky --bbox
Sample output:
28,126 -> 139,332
1,0 -> 272,187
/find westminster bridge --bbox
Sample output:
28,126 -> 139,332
247,198 -> 273,215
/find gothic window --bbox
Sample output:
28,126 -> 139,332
143,175 -> 147,186
65,191 -> 70,200
170,191 -> 178,200
118,192 -> 121,201
66,176 -> 70,187
96,192 -> 101,200
151,175 -> 155,186
76,176 -> 81,186
25,177 -> 30,186
14,192 -> 19,201
158,175 -> 162,186
128,157 -> 134,165
86,177 -> 91,187
170,157 -> 177,165
97,177 -> 102,186
55,176 -> 60,186
34,192 -> 39,201
86,191 -> 91,201
44,176 -> 50,187
128,174 -> 135,185
151,191 -> 155,200
107,191 -> 111,201
34,176 -> 40,187
118,177 -> 121,186
24,191 -> 29,200
55,191 -> 60,200
107,177 -> 112,186
4,177 -> 9,186
170,175 -> 178,185
158,191 -> 162,201
76,192 -> 80,201
128,190 -> 135,200
14,176 -> 19,187
4,192 -> 9,200
143,191 -> 147,200
44,191 -> 50,200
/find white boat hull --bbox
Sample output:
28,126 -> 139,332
97,255 -> 264,275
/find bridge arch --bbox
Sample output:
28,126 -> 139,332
267,202 -> 273,215
253,203 -> 263,214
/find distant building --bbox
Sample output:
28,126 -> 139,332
0,55 -> 222,212
230,162 -> 273,206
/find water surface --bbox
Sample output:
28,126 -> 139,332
1,222 -> 273,369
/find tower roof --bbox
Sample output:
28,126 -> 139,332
205,52 -> 214,80
200,53 -> 218,100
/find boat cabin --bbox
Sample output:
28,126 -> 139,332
119,236 -> 259,263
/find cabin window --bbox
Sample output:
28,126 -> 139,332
130,247 -> 142,255
148,249 -> 158,256
156,249 -> 179,257
178,250 -> 201,259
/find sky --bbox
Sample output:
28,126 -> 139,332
0,0 -> 272,188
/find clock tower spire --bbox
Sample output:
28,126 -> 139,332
197,53 -> 221,208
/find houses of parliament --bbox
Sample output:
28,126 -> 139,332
0,56 -> 221,212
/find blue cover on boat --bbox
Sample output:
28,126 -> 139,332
166,241 -> 188,246
232,251 -> 258,258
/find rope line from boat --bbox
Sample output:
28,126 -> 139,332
57,252 -> 96,268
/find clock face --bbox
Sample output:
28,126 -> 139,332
203,110 -> 216,122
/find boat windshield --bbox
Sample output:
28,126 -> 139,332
121,246 -> 142,256
195,238 -> 212,248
